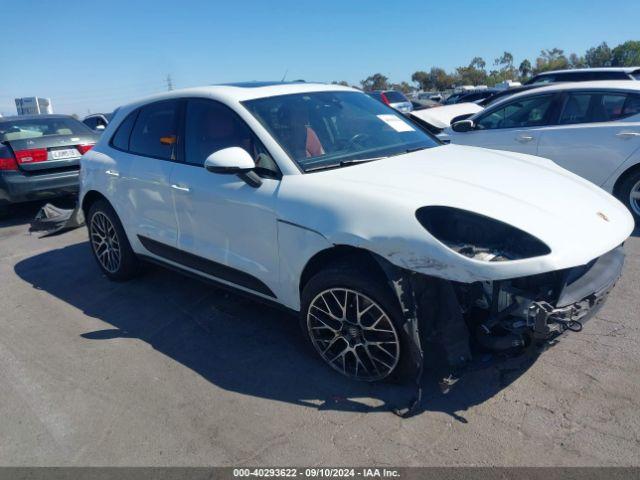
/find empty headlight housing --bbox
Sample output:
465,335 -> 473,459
416,206 -> 551,262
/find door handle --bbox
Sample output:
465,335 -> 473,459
105,169 -> 119,177
616,131 -> 640,139
171,184 -> 190,192
516,135 -> 534,143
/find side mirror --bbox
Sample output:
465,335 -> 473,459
204,147 -> 262,187
451,119 -> 475,133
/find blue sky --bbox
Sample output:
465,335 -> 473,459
1,0 -> 638,116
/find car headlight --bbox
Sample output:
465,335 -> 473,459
415,206 -> 550,262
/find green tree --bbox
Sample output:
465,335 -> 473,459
611,40 -> 640,66
585,42 -> 612,67
411,70 -> 431,90
391,82 -> 414,94
518,59 -> 532,79
534,48 -> 569,73
360,73 -> 389,91
569,53 -> 587,68
455,57 -> 488,86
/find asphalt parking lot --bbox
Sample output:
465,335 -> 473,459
1,202 -> 639,467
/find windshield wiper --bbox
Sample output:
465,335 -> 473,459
404,146 -> 429,154
339,156 -> 387,166
304,156 -> 387,172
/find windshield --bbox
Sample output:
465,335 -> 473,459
243,91 -> 438,172
0,117 -> 91,142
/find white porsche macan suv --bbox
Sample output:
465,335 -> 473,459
80,82 -> 634,383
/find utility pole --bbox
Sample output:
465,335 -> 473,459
166,74 -> 174,91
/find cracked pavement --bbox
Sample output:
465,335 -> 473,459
0,203 -> 638,466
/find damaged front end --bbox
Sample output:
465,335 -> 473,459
457,245 -> 624,350
379,245 -> 625,417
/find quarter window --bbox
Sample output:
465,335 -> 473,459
110,111 -> 138,151
475,95 -> 554,130
129,101 -> 179,160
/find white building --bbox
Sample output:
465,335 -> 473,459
15,97 -> 53,115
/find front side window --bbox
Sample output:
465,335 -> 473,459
0,117 -> 92,142
129,100 -> 179,160
184,99 -> 278,177
243,91 -> 438,172
475,95 -> 554,130
83,118 -> 98,129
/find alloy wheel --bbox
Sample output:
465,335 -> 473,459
90,212 -> 122,273
630,179 -> 640,216
306,288 -> 400,381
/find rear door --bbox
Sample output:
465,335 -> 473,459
450,93 -> 560,155
537,91 -> 640,186
0,116 -> 98,174
122,100 -> 181,246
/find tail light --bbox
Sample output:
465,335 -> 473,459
380,93 -> 391,105
14,148 -> 48,164
0,146 -> 18,171
77,144 -> 94,155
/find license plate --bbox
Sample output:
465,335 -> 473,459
50,148 -> 79,160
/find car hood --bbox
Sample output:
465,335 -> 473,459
281,144 -> 634,281
410,103 -> 483,129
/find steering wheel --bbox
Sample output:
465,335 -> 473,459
345,133 -> 371,151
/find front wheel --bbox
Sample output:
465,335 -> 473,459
617,170 -> 640,225
300,264 -> 417,382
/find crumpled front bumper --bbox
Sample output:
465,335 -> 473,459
528,246 -> 625,339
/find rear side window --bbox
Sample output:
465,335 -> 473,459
621,94 -> 640,118
110,111 -> 138,151
559,92 -> 636,124
129,101 -> 179,160
559,93 -> 591,124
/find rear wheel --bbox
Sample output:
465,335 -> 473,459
616,170 -> 640,225
87,199 -> 139,281
300,264 -> 417,382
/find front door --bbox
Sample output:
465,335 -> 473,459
170,98 -> 282,298
450,93 -> 558,156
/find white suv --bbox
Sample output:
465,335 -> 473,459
80,82 -> 633,383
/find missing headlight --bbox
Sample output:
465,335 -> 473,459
416,206 -> 551,261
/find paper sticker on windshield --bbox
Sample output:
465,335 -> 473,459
377,114 -> 415,132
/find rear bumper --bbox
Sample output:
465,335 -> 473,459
0,169 -> 79,205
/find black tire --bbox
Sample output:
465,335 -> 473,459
0,204 -> 8,218
616,169 -> 640,225
300,263 -> 418,383
87,199 -> 140,281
